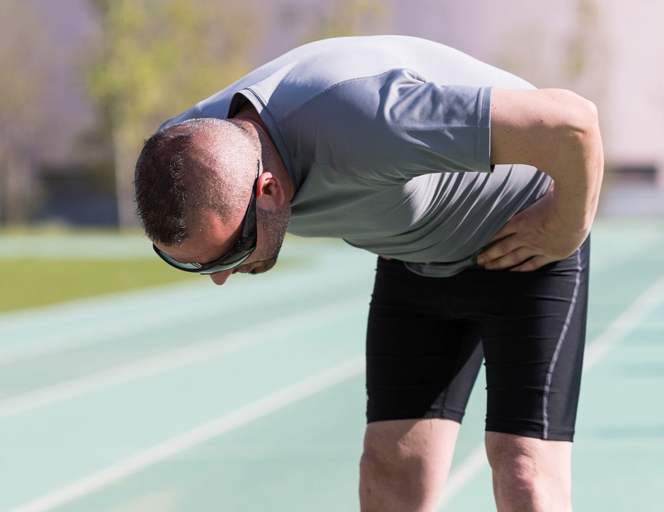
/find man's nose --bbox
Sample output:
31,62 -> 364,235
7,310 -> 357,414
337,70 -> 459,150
209,270 -> 232,285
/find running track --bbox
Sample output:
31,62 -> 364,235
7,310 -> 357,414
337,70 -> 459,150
1,219 -> 663,511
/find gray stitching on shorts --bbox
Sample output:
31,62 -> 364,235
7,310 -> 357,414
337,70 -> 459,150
542,251 -> 582,439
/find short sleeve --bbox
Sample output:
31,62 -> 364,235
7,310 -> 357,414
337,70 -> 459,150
272,68 -> 494,186
370,69 -> 493,179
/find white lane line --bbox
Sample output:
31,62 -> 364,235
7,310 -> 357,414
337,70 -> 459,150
0,297 -> 367,420
0,274 -> 369,364
589,235 -> 660,274
583,273 -> 664,369
436,444 -> 487,509
0,301 -> 214,365
436,273 -> 664,510
7,356 -> 365,512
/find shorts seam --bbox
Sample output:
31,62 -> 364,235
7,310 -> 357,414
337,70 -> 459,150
542,250 -> 582,439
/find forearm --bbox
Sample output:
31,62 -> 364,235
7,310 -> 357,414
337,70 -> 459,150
481,88 -> 604,271
545,112 -> 604,233
490,88 -> 604,233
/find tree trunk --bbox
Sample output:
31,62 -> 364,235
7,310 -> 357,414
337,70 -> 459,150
0,146 -> 32,225
112,123 -> 141,230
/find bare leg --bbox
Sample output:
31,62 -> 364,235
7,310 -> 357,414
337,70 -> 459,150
359,418 -> 460,512
485,432 -> 573,512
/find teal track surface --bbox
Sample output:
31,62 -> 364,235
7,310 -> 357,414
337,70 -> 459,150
1,219 -> 663,511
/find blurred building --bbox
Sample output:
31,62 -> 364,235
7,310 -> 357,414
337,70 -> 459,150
20,0 -> 664,225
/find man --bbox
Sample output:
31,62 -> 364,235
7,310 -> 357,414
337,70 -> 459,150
134,36 -> 603,511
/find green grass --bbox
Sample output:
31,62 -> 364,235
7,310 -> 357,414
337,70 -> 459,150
0,259 -> 198,313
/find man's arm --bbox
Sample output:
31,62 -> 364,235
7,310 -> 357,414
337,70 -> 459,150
477,88 -> 604,271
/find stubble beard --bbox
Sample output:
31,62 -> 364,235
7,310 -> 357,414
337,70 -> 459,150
240,204 -> 291,275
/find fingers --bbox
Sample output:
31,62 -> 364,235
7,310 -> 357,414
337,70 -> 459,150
482,247 -> 535,270
477,236 -> 556,271
482,251 -> 550,271
477,235 -> 524,267
509,255 -> 550,272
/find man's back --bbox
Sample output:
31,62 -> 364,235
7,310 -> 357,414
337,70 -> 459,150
161,36 -> 551,268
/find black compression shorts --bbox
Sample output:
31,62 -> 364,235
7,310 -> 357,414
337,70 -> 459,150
366,238 -> 590,442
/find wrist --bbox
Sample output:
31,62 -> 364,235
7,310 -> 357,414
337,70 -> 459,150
551,189 -> 596,233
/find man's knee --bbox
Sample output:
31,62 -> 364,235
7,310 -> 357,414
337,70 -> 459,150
360,426 -> 421,497
361,419 -> 458,480
485,431 -> 573,506
359,419 -> 460,511
486,433 -> 538,479
360,439 -> 421,511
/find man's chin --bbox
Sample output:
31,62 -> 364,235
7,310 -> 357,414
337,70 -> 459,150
249,256 -> 278,275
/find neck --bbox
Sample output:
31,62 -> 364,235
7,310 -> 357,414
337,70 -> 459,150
233,104 -> 295,202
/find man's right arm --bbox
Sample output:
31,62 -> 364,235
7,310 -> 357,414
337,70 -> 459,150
477,88 -> 604,271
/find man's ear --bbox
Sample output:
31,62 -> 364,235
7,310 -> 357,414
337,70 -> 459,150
255,172 -> 285,211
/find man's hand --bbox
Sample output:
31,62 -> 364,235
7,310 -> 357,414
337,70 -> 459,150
481,88 -> 604,271
477,185 -> 588,271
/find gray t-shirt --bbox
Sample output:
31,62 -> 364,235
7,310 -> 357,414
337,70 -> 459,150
162,35 -> 552,273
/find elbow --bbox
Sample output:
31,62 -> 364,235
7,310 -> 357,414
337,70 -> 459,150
567,94 -> 603,164
577,98 -> 599,138
547,91 -> 602,166
584,98 -> 599,125
552,91 -> 605,181
558,90 -> 600,138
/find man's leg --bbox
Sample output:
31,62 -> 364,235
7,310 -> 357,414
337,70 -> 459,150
359,418 -> 460,512
485,432 -> 572,512
363,257 -> 484,511
462,240 -> 590,512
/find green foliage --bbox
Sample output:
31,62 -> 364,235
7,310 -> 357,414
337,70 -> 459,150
565,0 -> 602,80
0,258 -> 197,313
81,0 -> 261,227
496,0 -> 610,103
85,0 -> 257,135
301,0 -> 392,44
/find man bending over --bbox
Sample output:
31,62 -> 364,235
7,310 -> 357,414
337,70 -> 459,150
134,36 -> 603,512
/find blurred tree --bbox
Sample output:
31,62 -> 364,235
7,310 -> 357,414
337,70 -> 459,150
0,0 -> 52,225
82,0 -> 260,229
496,0 -> 611,106
563,0 -> 611,100
300,0 -> 392,44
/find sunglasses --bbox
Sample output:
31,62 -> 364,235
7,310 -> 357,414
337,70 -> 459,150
152,162 -> 260,275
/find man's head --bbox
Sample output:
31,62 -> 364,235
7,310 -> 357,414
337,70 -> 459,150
134,117 -> 291,285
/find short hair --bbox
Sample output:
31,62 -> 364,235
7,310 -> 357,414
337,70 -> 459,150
134,118 -> 256,246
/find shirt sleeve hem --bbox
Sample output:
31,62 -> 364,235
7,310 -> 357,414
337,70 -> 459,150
478,86 -> 493,172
